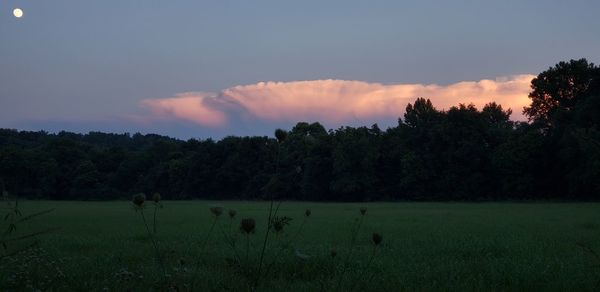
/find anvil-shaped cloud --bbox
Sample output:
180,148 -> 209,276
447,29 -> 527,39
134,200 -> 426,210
141,75 -> 535,127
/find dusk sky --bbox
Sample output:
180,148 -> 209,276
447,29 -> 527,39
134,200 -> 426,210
1,0 -> 599,139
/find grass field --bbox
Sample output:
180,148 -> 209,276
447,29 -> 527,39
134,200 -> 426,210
3,201 -> 600,291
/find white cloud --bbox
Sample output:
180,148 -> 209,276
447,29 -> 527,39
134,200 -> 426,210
140,75 -> 535,127
141,92 -> 227,127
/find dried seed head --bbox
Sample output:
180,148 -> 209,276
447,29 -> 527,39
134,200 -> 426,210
152,192 -> 161,203
372,233 -> 383,246
330,249 -> 337,258
209,205 -> 224,217
274,129 -> 288,143
132,193 -> 146,208
305,209 -> 311,217
270,216 -> 292,234
273,221 -> 284,233
240,218 -> 256,234
228,209 -> 237,219
360,207 -> 367,216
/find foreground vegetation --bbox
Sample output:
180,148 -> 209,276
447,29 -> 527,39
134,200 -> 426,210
2,200 -> 600,291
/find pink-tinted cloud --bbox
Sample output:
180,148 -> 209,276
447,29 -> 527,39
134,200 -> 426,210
140,75 -> 535,127
141,92 -> 227,127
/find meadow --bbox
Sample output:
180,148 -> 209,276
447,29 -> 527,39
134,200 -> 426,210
3,200 -> 600,291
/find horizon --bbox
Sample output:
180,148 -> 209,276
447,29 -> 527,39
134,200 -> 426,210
0,94 -> 529,142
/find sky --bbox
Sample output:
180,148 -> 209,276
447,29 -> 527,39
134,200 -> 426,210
1,0 -> 599,139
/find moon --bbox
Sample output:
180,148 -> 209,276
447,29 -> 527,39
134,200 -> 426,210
13,8 -> 24,18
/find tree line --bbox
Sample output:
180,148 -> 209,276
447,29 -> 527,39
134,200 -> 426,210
1,59 -> 599,201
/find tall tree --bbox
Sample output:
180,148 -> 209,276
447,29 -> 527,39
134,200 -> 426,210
524,58 -> 600,127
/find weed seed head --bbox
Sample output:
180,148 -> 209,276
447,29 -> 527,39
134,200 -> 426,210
132,193 -> 146,208
228,209 -> 237,219
273,222 -> 283,233
209,205 -> 224,218
152,192 -> 161,203
271,216 -> 292,234
372,233 -> 383,246
360,207 -> 367,216
240,218 -> 256,234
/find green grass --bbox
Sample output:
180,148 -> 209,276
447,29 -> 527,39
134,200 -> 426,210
3,201 -> 600,291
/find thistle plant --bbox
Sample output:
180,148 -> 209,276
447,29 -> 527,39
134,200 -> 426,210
152,192 -> 161,203
335,206 -> 368,290
124,191 -> 385,290
261,208 -> 313,286
214,209 -> 243,271
210,205 -> 224,218
205,204 -> 224,250
256,128 -> 288,288
366,233 -> 383,273
270,216 -> 292,235
293,209 -> 311,241
240,218 -> 256,263
221,209 -> 238,247
328,247 -> 338,274
151,192 -> 162,235
349,232 -> 384,290
372,233 -> 382,246
190,204 -> 225,290
132,193 -> 145,209
228,209 -> 237,234
131,193 -> 166,278
240,218 -> 256,233
203,204 -> 224,249
240,218 -> 256,235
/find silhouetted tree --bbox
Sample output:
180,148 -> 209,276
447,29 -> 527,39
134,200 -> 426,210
1,59 -> 599,201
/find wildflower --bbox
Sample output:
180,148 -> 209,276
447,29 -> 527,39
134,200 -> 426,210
240,218 -> 256,234
271,216 -> 292,233
228,209 -> 237,219
152,192 -> 161,203
209,205 -> 224,218
273,223 -> 283,233
360,207 -> 367,216
132,193 -> 145,208
275,129 -> 288,143
330,249 -> 337,258
305,209 -> 311,217
372,233 -> 383,246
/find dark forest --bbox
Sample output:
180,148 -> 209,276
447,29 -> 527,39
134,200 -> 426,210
2,59 -> 599,201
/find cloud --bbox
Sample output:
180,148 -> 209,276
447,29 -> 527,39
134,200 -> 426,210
139,75 -> 535,127
141,92 -> 227,127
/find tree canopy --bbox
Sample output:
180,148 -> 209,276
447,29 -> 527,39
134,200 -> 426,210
1,59 -> 599,201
